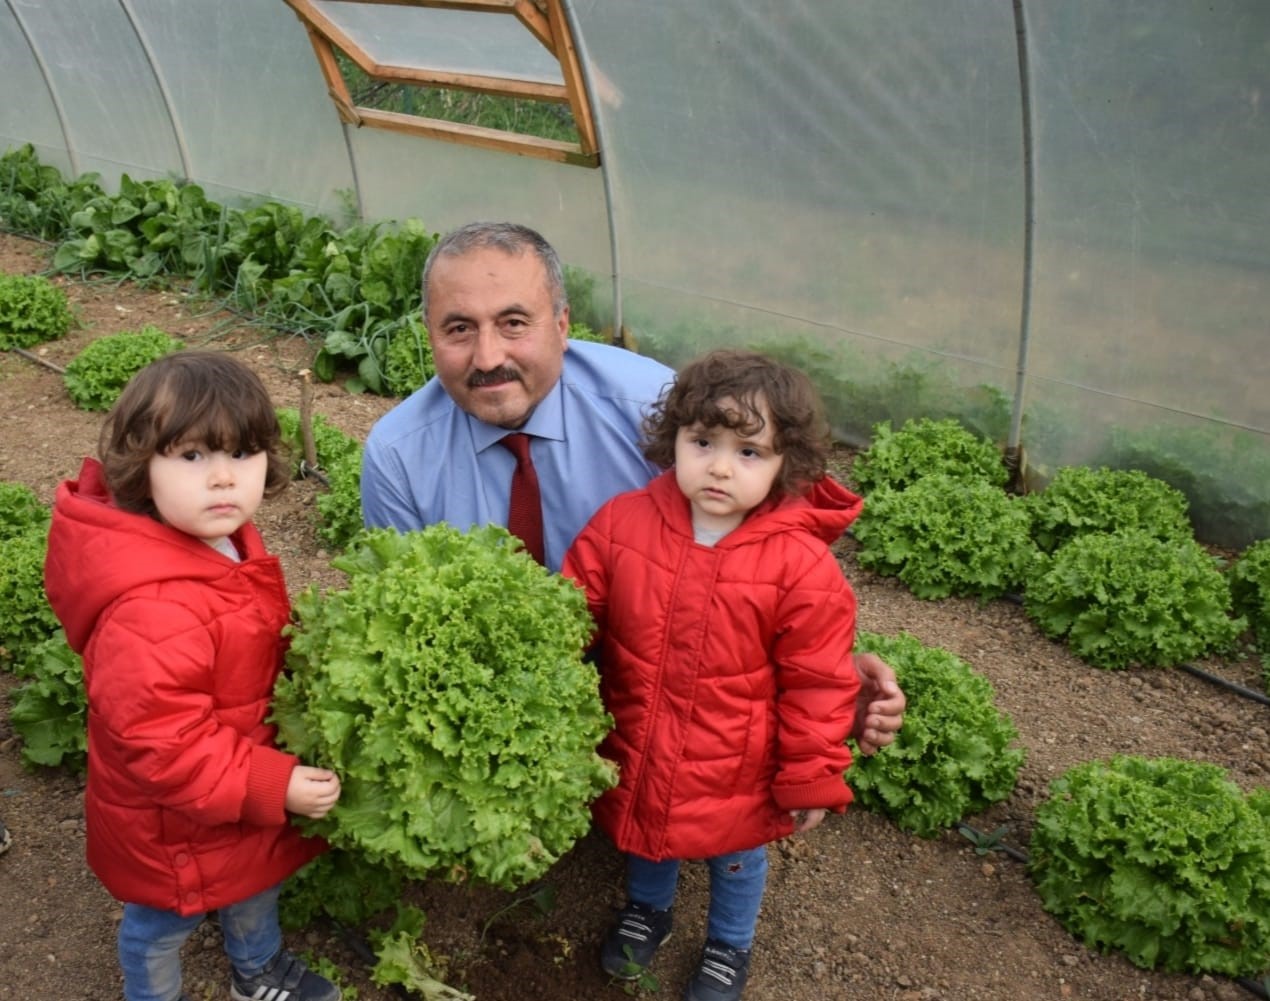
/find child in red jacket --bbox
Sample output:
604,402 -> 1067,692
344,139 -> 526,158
44,351 -> 342,1001
563,349 -> 862,1001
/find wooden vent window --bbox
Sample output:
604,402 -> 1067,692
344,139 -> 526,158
284,0 -> 599,166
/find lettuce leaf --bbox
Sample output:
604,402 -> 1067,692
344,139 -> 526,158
272,525 -> 616,890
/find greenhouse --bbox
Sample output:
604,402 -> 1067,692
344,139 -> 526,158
2,5 -> 1269,1001
3,0 -> 1265,544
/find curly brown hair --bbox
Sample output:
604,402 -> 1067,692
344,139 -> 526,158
99,351 -> 290,519
642,348 -> 831,496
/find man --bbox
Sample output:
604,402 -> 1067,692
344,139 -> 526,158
361,221 -> 904,754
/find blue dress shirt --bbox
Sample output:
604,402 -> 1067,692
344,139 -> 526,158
361,340 -> 674,572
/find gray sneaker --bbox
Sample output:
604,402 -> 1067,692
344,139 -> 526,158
230,949 -> 340,1001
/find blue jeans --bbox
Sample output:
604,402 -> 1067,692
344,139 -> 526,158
117,883 -> 283,1001
625,846 -> 769,951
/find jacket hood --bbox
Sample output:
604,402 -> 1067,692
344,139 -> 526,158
646,468 -> 863,547
44,457 -> 267,654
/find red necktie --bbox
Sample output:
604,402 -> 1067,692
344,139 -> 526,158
499,433 -> 545,564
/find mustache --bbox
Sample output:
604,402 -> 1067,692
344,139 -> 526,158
468,367 -> 522,388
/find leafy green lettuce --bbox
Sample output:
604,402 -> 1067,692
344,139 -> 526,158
1029,756 -> 1270,977
847,631 -> 1024,837
271,525 -> 616,890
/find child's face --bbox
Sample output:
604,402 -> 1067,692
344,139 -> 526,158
147,439 -> 268,545
674,395 -> 784,535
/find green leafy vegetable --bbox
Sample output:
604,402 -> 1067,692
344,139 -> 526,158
0,522 -> 60,671
1029,755 -> 1270,976
370,904 -> 474,1001
1024,529 -> 1243,669
0,272 -> 75,349
847,631 -> 1024,838
383,314 -> 434,397
1230,538 -> 1270,659
851,417 -> 1008,495
9,630 -> 87,771
1023,466 -> 1193,554
271,525 -> 615,890
62,326 -> 183,411
852,474 -> 1037,601
275,408 -> 364,550
0,481 -> 49,542
279,850 -> 403,931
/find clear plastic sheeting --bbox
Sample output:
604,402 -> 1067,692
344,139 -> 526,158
2,1 -> 178,183
0,3 -> 71,177
0,0 -> 1266,544
351,126 -> 610,271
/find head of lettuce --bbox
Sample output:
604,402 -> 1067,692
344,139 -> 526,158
271,524 -> 615,890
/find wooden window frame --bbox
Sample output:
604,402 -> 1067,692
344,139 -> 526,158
283,0 -> 599,166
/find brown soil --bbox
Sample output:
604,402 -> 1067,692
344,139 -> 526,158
1,231 -> 1267,1001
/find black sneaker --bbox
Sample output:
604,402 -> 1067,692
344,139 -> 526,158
0,820 -> 11,856
600,901 -> 673,980
684,939 -> 751,1001
230,949 -> 340,1001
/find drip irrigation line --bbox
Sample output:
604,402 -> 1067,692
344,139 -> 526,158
10,347 -> 65,374
1238,977 -> 1270,1001
1176,662 -> 1270,706
998,591 -> 1268,708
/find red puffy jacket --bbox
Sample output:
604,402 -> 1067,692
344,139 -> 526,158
563,470 -> 862,861
44,458 -> 324,915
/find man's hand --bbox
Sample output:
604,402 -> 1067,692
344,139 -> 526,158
286,765 -> 342,819
851,651 -> 906,756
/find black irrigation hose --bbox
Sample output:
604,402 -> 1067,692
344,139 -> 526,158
1238,977 -> 1270,1001
998,592 -> 1269,708
1176,662 -> 1270,707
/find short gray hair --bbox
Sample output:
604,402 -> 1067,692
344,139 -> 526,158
421,221 -> 568,319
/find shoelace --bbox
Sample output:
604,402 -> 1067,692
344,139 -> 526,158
237,950 -> 306,999
698,946 -> 744,986
616,913 -> 659,943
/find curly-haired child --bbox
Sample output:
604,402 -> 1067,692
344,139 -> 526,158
563,348 -> 862,1001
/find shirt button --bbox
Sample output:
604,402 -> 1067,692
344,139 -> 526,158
174,852 -> 190,867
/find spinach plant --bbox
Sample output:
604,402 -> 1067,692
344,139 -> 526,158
1029,755 -> 1270,977
847,631 -> 1024,838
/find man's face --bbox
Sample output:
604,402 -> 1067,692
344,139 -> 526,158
425,246 -> 569,429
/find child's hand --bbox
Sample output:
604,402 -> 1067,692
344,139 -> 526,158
286,765 -> 341,819
790,808 -> 827,834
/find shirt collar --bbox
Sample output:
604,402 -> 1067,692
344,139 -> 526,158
469,375 -> 567,453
